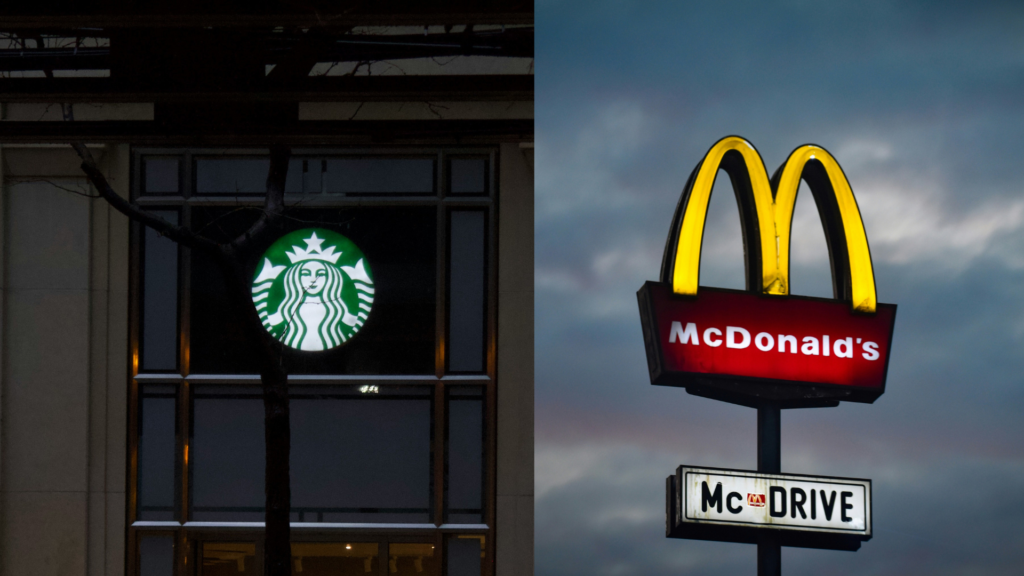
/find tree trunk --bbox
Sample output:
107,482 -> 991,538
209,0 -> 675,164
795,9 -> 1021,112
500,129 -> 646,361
221,254 -> 292,576
72,141 -> 294,576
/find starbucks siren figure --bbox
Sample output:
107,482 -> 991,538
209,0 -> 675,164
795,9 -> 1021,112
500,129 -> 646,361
253,231 -> 375,351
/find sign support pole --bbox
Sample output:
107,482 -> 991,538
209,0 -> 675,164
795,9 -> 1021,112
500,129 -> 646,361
757,403 -> 781,576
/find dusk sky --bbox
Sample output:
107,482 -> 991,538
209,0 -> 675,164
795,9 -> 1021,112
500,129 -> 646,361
535,2 -> 1024,574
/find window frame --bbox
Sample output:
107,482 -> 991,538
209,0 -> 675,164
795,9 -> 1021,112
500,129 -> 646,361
127,146 -> 499,576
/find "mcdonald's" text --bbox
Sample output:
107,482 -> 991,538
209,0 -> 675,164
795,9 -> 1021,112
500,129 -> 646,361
668,321 -> 880,361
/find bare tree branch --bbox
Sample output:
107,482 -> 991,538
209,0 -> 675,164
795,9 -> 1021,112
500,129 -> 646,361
70,143 -> 221,254
228,144 -> 291,255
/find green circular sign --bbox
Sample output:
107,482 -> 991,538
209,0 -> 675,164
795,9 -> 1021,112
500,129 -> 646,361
251,228 -> 374,351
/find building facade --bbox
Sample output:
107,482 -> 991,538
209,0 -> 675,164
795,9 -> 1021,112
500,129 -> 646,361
0,6 -> 533,576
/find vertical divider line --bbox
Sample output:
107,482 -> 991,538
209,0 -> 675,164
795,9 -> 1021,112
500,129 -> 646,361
435,157 -> 450,530
125,173 -> 143,575
437,178 -> 448,378
435,382 -> 446,528
179,184 -> 193,575
180,193 -> 192,378
380,536 -> 390,576
484,151 -> 499,576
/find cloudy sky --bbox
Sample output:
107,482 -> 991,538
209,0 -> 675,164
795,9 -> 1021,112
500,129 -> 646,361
535,2 -> 1024,574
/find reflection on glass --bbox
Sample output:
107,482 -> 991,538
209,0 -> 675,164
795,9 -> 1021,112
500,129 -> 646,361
291,543 -> 379,575
324,158 -> 434,194
389,543 -> 438,576
448,211 -> 486,372
446,387 -> 484,524
449,159 -> 487,195
195,158 -> 270,194
202,542 -> 257,576
138,384 -> 176,520
445,537 -> 484,576
191,387 -> 264,521
142,210 -> 178,371
290,386 -> 432,522
143,158 -> 180,194
139,535 -> 174,576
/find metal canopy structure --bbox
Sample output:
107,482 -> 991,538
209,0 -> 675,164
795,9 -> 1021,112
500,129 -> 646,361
0,1 -> 534,144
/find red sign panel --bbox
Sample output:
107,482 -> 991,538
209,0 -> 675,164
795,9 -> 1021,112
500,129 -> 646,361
637,282 -> 897,404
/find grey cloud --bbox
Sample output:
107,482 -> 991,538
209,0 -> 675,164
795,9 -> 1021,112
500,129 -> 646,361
537,0 -> 1024,573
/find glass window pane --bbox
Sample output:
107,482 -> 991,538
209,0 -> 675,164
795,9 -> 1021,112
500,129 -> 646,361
202,542 -> 257,576
390,543 -> 438,576
448,211 -> 486,372
446,537 -> 483,576
285,158 -> 324,194
449,158 -> 487,195
195,158 -> 270,194
191,387 -> 264,521
143,158 -> 180,194
292,543 -> 379,575
142,211 -> 179,372
446,388 -> 484,524
139,536 -> 174,576
324,158 -> 435,195
290,386 -> 432,523
188,207 -> 262,375
190,207 -> 436,375
138,384 -> 176,520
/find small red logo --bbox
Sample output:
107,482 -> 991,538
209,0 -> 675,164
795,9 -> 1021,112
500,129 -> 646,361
747,493 -> 766,507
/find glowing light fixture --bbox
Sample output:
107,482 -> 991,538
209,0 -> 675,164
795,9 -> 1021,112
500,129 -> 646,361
667,136 -> 876,313
251,229 -> 375,350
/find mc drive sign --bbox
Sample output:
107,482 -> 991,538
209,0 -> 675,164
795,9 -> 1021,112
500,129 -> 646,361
667,467 -> 872,550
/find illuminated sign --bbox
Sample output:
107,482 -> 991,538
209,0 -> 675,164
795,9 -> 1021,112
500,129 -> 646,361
638,136 -> 896,405
667,466 -> 871,550
252,229 -> 375,351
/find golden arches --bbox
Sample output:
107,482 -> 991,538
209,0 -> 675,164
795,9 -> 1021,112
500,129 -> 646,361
666,136 -> 877,313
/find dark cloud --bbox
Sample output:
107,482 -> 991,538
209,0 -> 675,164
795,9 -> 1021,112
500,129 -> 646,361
537,1 -> 1024,573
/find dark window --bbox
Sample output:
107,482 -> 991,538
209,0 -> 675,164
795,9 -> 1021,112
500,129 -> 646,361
195,158 -> 271,194
139,536 -> 175,576
187,207 -> 261,375
141,210 -> 179,372
138,385 -> 176,520
290,386 -> 433,523
190,386 -> 265,521
446,537 -> 483,576
448,211 -> 486,373
143,158 -> 180,195
285,158 -> 324,194
324,158 -> 435,195
446,387 -> 484,524
449,158 -> 487,195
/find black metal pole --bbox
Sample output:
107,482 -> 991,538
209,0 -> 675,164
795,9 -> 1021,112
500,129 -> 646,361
757,403 -> 781,576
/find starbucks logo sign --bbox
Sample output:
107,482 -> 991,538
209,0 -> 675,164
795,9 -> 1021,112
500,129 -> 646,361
252,229 -> 374,351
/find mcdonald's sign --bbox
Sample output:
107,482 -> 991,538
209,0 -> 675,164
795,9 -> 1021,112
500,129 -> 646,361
637,136 -> 897,405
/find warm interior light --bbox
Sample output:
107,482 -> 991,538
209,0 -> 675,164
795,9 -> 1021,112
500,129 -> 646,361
345,544 -> 352,550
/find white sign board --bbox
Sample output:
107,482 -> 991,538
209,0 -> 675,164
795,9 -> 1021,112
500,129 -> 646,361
678,467 -> 871,537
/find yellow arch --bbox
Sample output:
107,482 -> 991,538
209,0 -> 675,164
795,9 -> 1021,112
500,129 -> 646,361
670,137 -> 877,313
671,136 -> 777,297
773,145 -> 876,312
